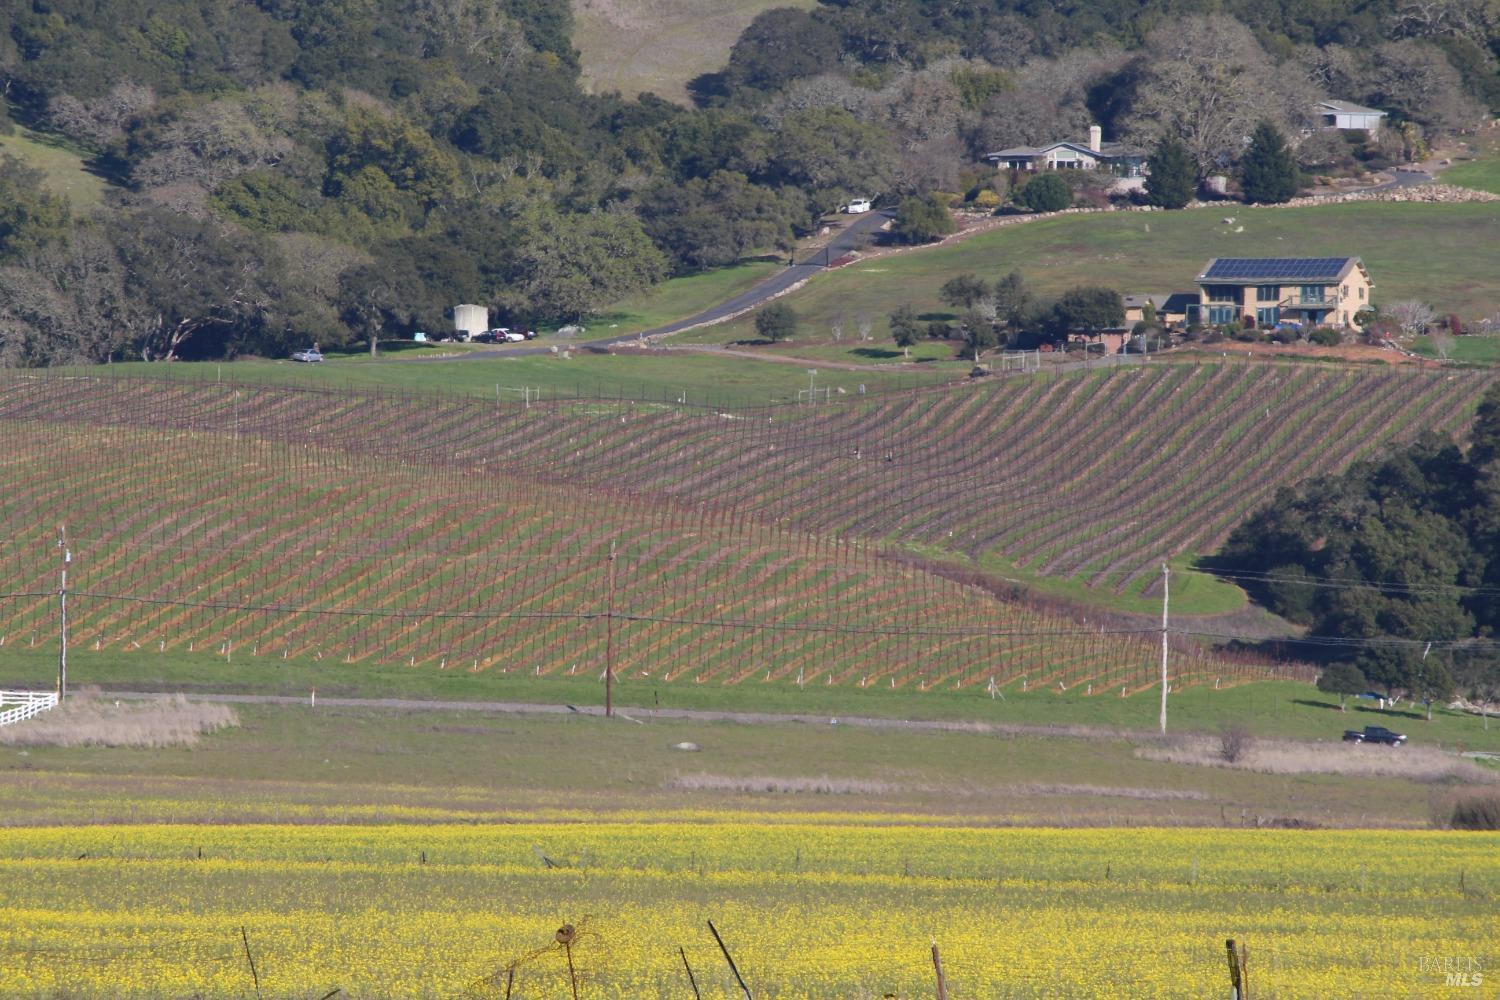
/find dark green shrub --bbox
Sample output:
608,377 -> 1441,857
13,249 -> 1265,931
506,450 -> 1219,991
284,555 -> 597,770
1307,326 -> 1342,347
1019,173 -> 1072,212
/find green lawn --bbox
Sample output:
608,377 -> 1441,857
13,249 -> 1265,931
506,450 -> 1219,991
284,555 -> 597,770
1412,333 -> 1500,363
0,125 -> 108,210
685,202 -> 1500,350
71,348 -> 953,407
1440,135 -> 1500,195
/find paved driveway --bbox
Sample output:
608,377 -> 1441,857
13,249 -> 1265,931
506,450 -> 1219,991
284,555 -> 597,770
426,210 -> 894,362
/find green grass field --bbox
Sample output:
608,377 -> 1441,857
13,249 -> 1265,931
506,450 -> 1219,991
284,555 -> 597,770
0,125 -> 108,209
4,641 -> 1498,752
1413,333 -> 1500,362
1439,131 -> 1500,195
575,0 -> 818,103
74,346 -> 953,406
685,202 -> 1500,354
584,257 -> 783,336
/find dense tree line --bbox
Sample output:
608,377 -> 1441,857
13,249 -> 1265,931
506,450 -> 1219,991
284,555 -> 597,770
1214,386 -> 1500,712
0,0 -> 1496,362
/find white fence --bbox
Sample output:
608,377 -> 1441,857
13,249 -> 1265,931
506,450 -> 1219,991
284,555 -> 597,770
999,350 -> 1041,373
0,689 -> 59,727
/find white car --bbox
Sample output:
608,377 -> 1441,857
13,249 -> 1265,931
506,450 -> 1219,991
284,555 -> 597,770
291,348 -> 323,363
842,198 -> 873,214
501,330 -> 526,342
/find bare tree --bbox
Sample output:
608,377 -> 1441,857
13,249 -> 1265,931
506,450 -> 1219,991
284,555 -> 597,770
1121,17 -> 1315,174
1430,329 -> 1455,359
132,99 -> 292,191
1388,0 -> 1500,39
47,82 -> 156,148
830,314 -> 846,342
856,313 -> 874,342
1385,299 -> 1437,336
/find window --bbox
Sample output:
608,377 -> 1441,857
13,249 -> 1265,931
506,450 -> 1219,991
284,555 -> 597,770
1341,284 -> 1348,298
1359,287 -> 1365,301
1204,285 -> 1239,303
1257,307 -> 1280,327
1256,285 -> 1279,301
1300,285 -> 1324,303
1208,305 -> 1235,325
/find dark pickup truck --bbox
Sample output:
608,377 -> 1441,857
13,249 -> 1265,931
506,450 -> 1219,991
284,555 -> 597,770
1343,725 -> 1407,745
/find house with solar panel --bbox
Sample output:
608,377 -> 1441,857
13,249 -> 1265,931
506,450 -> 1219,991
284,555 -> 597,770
1192,257 -> 1373,329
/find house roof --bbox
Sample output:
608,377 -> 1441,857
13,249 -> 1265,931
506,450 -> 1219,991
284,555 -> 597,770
1317,99 -> 1385,117
1160,292 -> 1199,315
986,139 -> 1143,161
1197,257 -> 1365,284
1123,293 -> 1170,310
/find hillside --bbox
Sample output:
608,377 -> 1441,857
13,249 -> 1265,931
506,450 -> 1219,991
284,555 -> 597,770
683,201 -> 1500,357
574,0 -> 817,103
0,380 -> 1281,694
5,365 -> 1492,613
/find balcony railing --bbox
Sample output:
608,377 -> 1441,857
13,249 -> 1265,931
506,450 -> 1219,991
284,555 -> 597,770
1280,295 -> 1335,309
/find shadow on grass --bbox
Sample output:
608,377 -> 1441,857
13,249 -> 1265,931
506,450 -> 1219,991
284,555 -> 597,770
1352,704 -> 1426,721
852,347 -> 902,359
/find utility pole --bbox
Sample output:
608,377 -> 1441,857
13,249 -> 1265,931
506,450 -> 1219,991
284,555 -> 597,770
1159,562 -> 1169,734
57,526 -> 70,700
605,539 -> 617,718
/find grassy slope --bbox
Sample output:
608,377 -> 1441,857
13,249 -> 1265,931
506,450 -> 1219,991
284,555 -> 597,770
76,348 -> 952,406
1439,129 -> 1500,195
681,202 -> 1500,354
1412,334 -> 1500,362
0,126 -> 107,210
586,257 -> 782,335
574,0 -> 818,103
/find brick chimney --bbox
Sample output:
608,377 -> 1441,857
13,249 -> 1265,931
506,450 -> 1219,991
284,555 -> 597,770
1088,125 -> 1102,153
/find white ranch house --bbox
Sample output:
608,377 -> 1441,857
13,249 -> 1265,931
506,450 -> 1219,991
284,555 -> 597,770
985,126 -> 1147,177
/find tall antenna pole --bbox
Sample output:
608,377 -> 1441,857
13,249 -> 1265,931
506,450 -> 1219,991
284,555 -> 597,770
605,539 -> 617,718
58,525 -> 71,700
1159,562 -> 1170,734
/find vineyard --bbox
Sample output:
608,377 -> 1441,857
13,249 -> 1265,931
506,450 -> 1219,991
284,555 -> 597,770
6,363 -> 1492,596
0,405 -> 1281,693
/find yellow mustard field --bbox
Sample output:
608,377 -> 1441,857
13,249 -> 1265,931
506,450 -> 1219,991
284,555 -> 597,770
0,821 -> 1495,998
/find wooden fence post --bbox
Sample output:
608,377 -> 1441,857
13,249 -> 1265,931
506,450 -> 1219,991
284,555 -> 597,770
932,941 -> 949,1000
1225,939 -> 1249,999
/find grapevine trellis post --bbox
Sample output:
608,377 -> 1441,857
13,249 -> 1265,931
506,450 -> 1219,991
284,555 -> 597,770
605,539 -> 617,719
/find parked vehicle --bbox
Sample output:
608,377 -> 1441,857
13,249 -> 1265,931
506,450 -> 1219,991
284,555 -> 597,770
502,330 -> 526,342
841,198 -> 872,214
291,347 -> 323,363
1343,725 -> 1407,745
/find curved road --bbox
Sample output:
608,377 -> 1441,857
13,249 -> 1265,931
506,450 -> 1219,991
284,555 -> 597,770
427,209 -> 895,361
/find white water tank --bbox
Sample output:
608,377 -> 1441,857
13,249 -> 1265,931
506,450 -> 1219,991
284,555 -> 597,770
453,304 -> 488,340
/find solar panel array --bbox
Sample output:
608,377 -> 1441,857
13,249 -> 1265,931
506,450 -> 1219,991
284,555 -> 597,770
1202,257 -> 1350,281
